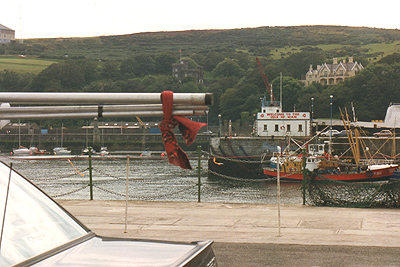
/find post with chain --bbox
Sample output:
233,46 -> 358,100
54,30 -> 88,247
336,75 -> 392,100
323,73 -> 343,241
302,148 -> 306,205
88,147 -> 93,200
197,145 -> 202,203
124,155 -> 130,233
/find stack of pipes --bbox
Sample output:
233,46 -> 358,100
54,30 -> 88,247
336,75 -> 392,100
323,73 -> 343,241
0,92 -> 213,119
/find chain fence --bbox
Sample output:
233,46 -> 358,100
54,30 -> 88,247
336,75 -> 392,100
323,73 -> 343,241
7,155 -> 294,204
9,153 -> 400,207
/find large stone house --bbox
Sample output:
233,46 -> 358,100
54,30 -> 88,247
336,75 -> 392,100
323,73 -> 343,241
0,24 -> 15,44
172,59 -> 204,84
304,57 -> 363,86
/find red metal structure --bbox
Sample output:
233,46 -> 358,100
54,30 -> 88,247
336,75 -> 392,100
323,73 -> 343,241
256,57 -> 277,105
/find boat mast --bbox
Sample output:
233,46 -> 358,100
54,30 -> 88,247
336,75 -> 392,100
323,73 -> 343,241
392,118 -> 396,159
280,72 -> 283,110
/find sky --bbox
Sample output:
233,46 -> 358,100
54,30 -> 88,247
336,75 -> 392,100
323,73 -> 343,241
2,0 -> 400,39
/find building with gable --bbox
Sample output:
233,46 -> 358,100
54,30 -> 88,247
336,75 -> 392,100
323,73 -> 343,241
304,57 -> 363,86
0,24 -> 15,44
172,59 -> 204,84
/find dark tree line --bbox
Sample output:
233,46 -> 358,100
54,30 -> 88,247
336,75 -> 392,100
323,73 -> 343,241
1,50 -> 400,127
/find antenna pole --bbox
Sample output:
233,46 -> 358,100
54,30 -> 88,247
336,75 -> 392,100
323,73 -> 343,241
280,72 -> 283,110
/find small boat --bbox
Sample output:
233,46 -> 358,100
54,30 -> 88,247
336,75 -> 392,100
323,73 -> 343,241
54,123 -> 71,155
53,147 -> 72,155
82,147 -> 96,155
29,146 -> 49,155
99,147 -> 110,156
140,150 -> 153,157
12,146 -> 32,156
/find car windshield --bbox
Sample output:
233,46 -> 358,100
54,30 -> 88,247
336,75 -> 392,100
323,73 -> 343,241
0,162 -> 88,266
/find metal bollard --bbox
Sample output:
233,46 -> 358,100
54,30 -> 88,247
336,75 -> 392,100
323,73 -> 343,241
197,146 -> 202,203
88,147 -> 93,200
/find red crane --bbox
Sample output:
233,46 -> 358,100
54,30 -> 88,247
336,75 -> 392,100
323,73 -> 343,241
256,57 -> 277,106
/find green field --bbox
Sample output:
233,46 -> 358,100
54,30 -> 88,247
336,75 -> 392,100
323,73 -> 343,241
0,56 -> 59,74
270,41 -> 400,61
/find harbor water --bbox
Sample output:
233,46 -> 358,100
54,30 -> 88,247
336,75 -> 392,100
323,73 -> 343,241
0,155 -> 303,204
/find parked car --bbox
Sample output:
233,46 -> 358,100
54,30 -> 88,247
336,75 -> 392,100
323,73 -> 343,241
334,130 -> 355,137
0,161 -> 216,266
374,130 -> 393,137
320,129 -> 340,137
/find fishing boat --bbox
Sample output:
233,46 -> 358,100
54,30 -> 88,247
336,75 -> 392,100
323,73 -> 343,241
264,138 -> 398,182
263,160 -> 397,182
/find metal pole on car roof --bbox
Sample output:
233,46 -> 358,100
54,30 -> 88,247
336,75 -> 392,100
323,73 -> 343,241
0,110 -> 208,119
0,104 -> 210,113
0,92 -> 214,105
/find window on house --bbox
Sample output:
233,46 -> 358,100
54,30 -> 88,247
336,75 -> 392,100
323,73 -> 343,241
275,125 -> 279,132
298,124 -> 303,132
263,125 -> 267,131
287,124 -> 291,132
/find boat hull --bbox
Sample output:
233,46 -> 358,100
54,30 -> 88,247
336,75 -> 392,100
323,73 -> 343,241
12,148 -> 32,156
263,165 -> 398,182
53,147 -> 72,155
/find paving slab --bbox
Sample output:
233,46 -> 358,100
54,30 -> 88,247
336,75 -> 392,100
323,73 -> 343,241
57,200 -> 400,247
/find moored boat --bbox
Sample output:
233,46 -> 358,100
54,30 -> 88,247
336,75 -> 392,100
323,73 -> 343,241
99,146 -> 110,156
53,147 -> 72,155
264,140 -> 398,182
82,147 -> 96,155
264,164 -> 398,182
12,146 -> 32,156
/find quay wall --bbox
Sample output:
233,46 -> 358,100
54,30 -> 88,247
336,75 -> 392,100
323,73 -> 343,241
2,131 -> 398,159
211,136 -> 400,159
0,133 -> 211,153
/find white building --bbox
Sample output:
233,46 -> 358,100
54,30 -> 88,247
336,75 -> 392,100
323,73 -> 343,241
0,24 -> 15,44
253,99 -> 310,137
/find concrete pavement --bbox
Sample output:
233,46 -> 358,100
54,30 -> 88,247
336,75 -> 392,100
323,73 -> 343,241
57,200 -> 400,266
57,200 -> 400,247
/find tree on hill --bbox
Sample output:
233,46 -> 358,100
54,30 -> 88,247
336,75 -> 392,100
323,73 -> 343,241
212,59 -> 245,78
120,54 -> 155,77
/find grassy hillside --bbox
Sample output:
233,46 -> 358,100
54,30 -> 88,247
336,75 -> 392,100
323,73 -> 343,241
5,26 -> 400,59
0,56 -> 59,74
2,25 -> 400,74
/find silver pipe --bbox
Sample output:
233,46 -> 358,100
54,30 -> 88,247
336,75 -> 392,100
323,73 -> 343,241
0,110 -> 207,119
0,92 -> 213,105
0,104 -> 209,113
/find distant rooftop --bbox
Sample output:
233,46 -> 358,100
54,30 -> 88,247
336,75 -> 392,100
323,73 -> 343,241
0,24 -> 14,31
